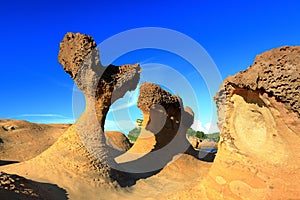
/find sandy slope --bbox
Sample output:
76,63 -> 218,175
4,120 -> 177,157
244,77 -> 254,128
0,119 -> 212,199
1,153 -> 212,200
0,119 -> 175,199
0,119 -> 70,162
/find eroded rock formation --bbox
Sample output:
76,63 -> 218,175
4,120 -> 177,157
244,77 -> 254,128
104,131 -> 132,152
1,32 -> 141,189
115,82 -> 197,172
2,32 -> 298,199
56,32 -> 141,184
201,46 -> 300,199
137,82 -> 185,150
58,32 -> 141,126
188,137 -> 218,150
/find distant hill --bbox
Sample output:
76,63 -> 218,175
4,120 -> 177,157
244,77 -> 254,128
0,119 -> 70,163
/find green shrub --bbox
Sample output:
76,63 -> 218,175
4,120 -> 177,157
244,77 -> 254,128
128,127 -> 141,142
187,128 -> 220,142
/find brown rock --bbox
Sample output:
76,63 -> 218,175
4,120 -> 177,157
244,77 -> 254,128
58,32 -> 97,80
137,82 -> 196,150
1,32 -> 141,188
221,46 -> 300,117
202,46 -> 300,199
57,32 -> 141,184
0,172 -> 66,199
104,131 -> 132,152
188,136 -> 202,149
187,137 -> 217,150
2,125 -> 18,131
137,82 -> 183,150
115,83 -> 197,170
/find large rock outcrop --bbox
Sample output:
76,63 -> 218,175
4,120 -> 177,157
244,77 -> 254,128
137,82 -> 187,150
0,32 -> 141,190
115,82 -> 197,172
104,131 -> 132,152
201,46 -> 300,199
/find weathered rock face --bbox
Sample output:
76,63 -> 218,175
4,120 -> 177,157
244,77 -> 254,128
136,82 -> 196,153
0,172 -> 67,199
187,137 -> 217,150
137,82 -> 184,150
58,32 -> 141,126
1,32 -> 141,188
56,32 -> 141,183
202,46 -> 300,199
58,32 -> 140,154
104,131 -> 132,152
114,82 -> 197,172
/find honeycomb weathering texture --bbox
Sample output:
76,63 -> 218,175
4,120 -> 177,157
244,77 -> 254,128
137,82 -> 181,113
202,46 -> 300,200
58,32 -> 141,102
137,82 -> 194,150
115,82 -> 197,169
58,32 -> 98,79
0,32 -> 142,188
218,46 -> 300,117
57,32 -> 141,185
2,33 -> 299,199
116,82 -> 198,174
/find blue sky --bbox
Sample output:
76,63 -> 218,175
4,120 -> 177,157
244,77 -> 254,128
1,0 -> 300,134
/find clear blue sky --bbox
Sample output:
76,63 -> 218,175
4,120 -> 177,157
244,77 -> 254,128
1,0 -> 299,133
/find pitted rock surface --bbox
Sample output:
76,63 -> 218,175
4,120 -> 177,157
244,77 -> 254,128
202,46 -> 300,200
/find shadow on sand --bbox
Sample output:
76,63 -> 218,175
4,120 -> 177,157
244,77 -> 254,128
0,172 -> 68,200
0,160 -> 19,166
112,149 -> 216,187
198,152 -> 216,162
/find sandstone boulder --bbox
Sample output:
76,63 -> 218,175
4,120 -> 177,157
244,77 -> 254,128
104,131 -> 132,152
202,46 -> 300,199
115,82 -> 197,172
1,32 -> 141,188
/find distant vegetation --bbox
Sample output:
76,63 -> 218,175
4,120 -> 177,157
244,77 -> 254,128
128,126 -> 220,143
187,128 -> 220,142
127,119 -> 143,142
136,119 -> 143,127
128,127 -> 141,143
204,132 -> 220,142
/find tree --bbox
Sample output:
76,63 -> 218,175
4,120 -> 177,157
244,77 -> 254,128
195,131 -> 205,139
128,127 -> 141,143
136,119 -> 143,127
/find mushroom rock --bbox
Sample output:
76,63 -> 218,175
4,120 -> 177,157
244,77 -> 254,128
201,46 -> 300,199
57,32 -> 140,162
137,82 -> 196,151
57,32 -> 141,183
115,82 -> 197,172
137,82 -> 184,150
1,32 -> 141,189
